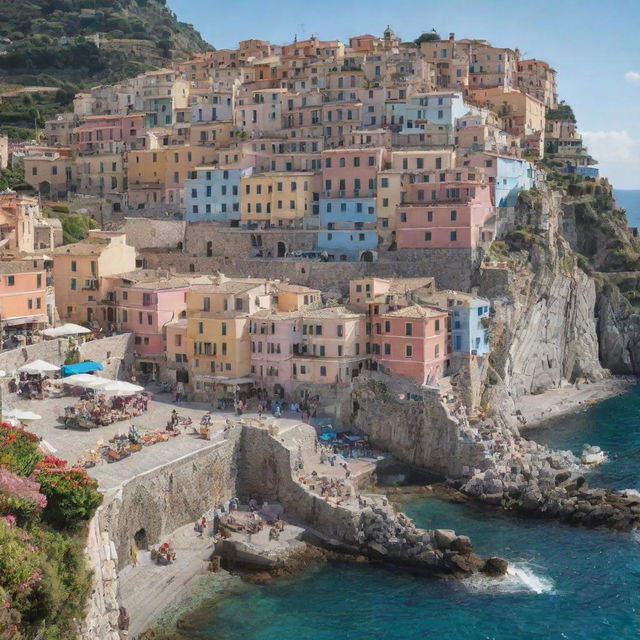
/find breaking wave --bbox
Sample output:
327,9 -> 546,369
462,562 -> 555,595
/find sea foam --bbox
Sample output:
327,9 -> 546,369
462,562 -> 555,595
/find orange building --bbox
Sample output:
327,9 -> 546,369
0,261 -> 49,335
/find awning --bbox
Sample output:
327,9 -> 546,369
2,315 -> 48,327
62,361 -> 104,376
41,323 -> 91,338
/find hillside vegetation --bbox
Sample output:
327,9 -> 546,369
0,0 -> 212,135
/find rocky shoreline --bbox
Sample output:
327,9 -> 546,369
457,428 -> 640,531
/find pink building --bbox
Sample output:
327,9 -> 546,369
396,168 -> 494,249
322,147 -> 388,198
74,114 -> 145,154
249,310 -> 303,397
291,307 -> 367,386
371,305 -> 449,384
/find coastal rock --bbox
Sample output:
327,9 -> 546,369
482,557 -> 509,576
434,529 -> 458,550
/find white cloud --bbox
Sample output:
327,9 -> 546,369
625,71 -> 640,82
582,130 -> 640,188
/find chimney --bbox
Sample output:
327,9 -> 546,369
449,33 -> 455,42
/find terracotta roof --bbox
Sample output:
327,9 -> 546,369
190,279 -> 267,294
273,282 -> 320,294
383,305 -> 446,319
51,239 -> 109,256
303,306 -> 363,319
0,261 -> 43,275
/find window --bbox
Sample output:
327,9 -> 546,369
27,298 -> 33,310
320,366 -> 327,377
368,156 -> 375,166
6,275 -> 14,286
400,212 -> 407,223
451,210 -> 457,221
319,345 -> 325,356
353,156 -> 360,167
435,344 -> 440,357
222,342 -> 227,355
338,345 -> 343,356
381,177 -> 389,188
325,158 -> 332,168
406,344 -> 413,357
70,278 -> 76,290
405,323 -> 413,336
71,260 -> 77,272
450,230 -> 457,242
337,325 -> 343,337
384,343 -> 391,355
198,322 -> 203,334
384,320 -> 391,332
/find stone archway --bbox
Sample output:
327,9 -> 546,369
277,241 -> 286,257
360,250 -> 374,262
134,528 -> 148,550
38,181 -> 51,197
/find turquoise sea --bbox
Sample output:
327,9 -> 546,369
615,189 -> 640,228
188,386 -> 640,640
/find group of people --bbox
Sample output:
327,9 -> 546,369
9,373 -> 55,400
65,392 -> 150,427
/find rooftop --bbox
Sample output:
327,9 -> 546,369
383,305 -> 446,319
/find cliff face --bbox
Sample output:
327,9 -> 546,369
480,187 -> 604,424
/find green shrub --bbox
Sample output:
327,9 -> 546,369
50,204 -> 69,214
34,460 -> 102,530
0,424 -> 42,476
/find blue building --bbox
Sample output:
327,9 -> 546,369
185,167 -> 252,223
495,157 -> 536,207
317,197 -> 378,260
427,291 -> 490,355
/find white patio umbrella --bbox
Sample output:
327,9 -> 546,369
3,408 -> 42,421
41,323 -> 92,338
62,373 -> 107,388
18,360 -> 60,375
93,380 -> 144,395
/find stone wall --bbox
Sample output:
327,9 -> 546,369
77,509 -> 122,640
79,333 -> 134,378
122,218 -> 185,251
101,436 -> 239,570
140,253 -> 476,295
184,223 -> 317,259
351,378 -> 486,478
0,333 -> 133,376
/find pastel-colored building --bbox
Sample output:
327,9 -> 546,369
421,290 -> 490,355
290,306 -> 367,386
0,193 -> 39,253
273,283 -> 322,312
185,166 -> 252,223
185,279 -> 271,398
249,309 -> 302,396
349,277 -> 435,312
73,114 -> 145,154
396,169 -> 494,249
241,171 -> 319,227
0,261 -> 49,334
371,305 -> 449,384
322,147 -> 387,198
52,231 -> 137,326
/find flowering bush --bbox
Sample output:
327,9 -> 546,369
0,423 -> 42,476
0,429 -> 95,638
34,462 -> 102,530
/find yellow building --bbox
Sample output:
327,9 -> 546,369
51,231 -> 136,326
240,172 -> 320,227
273,282 -> 321,311
127,145 -> 218,204
185,279 -> 271,398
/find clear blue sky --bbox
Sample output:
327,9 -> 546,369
168,0 -> 640,189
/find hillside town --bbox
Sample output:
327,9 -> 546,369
0,28 -> 601,406
3,15 -> 640,640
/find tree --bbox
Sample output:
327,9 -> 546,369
414,31 -> 441,45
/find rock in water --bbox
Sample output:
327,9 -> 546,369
482,557 -> 509,576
